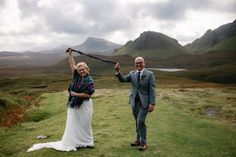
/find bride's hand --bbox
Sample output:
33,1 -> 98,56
67,48 -> 72,55
70,91 -> 78,96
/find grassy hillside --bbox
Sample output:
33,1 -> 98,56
144,50 -> 236,84
1,49 -> 235,85
0,74 -> 71,127
49,49 -> 236,84
184,19 -> 236,53
210,36 -> 236,51
184,30 -> 217,52
175,65 -> 236,84
0,87 -> 235,157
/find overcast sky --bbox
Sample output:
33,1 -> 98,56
0,0 -> 235,52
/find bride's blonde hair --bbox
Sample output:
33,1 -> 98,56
76,62 -> 90,73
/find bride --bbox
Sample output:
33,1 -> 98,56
27,48 -> 95,152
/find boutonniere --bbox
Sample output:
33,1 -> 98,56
141,75 -> 147,79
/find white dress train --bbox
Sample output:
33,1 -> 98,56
27,99 -> 94,152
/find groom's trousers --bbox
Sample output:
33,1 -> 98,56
132,97 -> 148,144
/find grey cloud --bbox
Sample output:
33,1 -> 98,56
18,0 -> 84,34
71,0 -> 134,35
17,0 -> 133,37
1,0 -> 235,51
0,0 -> 5,6
150,1 -> 187,20
13,0 -> 236,34
130,0 -> 213,21
18,0 -> 39,17
229,2 -> 236,13
213,1 -> 236,13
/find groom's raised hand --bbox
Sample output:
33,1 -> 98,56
114,63 -> 120,73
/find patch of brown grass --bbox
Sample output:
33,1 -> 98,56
0,105 -> 27,127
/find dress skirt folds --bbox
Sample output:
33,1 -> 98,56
27,99 -> 94,152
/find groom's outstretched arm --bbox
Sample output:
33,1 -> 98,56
114,63 -> 130,82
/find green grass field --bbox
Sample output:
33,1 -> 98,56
1,84 -> 236,157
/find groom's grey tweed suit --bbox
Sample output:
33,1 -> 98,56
116,68 -> 156,144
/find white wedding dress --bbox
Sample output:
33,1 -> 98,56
27,99 -> 94,152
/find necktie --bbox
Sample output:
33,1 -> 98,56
137,71 -> 141,83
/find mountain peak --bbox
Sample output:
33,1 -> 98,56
114,31 -> 187,58
73,37 -> 122,55
134,31 -> 179,50
83,37 -> 113,47
84,37 -> 107,43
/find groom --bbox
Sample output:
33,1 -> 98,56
114,57 -> 156,151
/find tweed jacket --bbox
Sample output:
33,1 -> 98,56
116,68 -> 156,108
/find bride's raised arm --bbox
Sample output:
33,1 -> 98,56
67,48 -> 77,73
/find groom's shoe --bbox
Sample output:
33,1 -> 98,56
130,140 -> 140,146
138,144 -> 147,151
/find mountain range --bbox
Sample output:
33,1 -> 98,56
0,37 -> 121,67
113,19 -> 236,57
0,19 -> 235,83
1,19 -> 235,67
